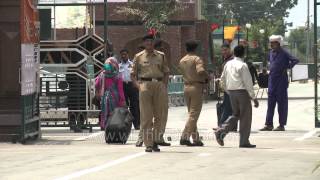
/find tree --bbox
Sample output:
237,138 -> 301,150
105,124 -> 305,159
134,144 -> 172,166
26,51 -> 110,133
116,0 -> 185,34
56,6 -> 86,28
288,27 -> 308,62
203,0 -> 298,66
203,0 -> 298,28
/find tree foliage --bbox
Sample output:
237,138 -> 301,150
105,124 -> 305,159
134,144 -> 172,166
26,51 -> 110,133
116,0 -> 185,33
203,0 -> 298,64
204,0 -> 298,25
56,6 -> 87,28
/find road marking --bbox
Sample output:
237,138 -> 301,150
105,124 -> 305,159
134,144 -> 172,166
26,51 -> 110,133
73,132 -> 104,141
42,136 -> 83,138
294,129 -> 318,141
54,152 -> 146,180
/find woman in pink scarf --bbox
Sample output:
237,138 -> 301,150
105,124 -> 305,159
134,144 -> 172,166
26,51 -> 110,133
95,57 -> 125,130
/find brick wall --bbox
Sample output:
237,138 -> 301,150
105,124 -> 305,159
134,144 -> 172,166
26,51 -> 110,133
54,2 -> 210,74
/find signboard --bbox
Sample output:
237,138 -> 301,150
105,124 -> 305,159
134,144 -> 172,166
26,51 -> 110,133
291,64 -> 309,81
21,0 -> 39,44
21,0 -> 40,95
21,44 -> 39,95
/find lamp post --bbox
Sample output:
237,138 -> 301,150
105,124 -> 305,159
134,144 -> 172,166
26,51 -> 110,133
218,3 -> 225,44
314,0 -> 320,127
245,23 -> 252,60
259,29 -> 268,67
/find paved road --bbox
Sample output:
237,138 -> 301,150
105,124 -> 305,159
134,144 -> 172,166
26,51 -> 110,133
1,93 -> 320,180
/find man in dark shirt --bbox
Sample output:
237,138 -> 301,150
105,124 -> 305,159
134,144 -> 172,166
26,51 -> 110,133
218,44 -> 237,131
247,62 -> 258,85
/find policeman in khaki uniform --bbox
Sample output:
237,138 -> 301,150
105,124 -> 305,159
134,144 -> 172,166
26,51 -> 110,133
131,34 -> 170,152
179,40 -> 208,146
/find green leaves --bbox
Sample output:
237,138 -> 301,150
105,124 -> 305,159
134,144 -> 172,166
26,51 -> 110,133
203,0 -> 298,25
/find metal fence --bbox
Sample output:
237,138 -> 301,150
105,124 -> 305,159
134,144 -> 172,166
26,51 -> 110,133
168,75 -> 185,107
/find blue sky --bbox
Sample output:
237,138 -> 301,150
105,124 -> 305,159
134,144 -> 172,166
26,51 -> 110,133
286,0 -> 310,29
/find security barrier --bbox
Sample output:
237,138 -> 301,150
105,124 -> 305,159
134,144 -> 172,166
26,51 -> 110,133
168,75 -> 185,107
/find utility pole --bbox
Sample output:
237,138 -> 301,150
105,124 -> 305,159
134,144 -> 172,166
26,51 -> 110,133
314,0 -> 320,128
306,0 -> 310,64
104,0 -> 108,59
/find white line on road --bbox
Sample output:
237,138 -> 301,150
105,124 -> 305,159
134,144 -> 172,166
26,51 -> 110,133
73,132 -> 104,141
54,152 -> 146,180
294,129 -> 318,141
42,136 -> 83,138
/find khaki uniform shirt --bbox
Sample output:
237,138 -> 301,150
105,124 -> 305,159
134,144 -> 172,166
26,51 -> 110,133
179,54 -> 208,83
131,50 -> 170,79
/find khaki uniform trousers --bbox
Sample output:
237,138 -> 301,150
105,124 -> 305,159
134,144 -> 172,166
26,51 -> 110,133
137,91 -> 168,143
182,83 -> 204,142
139,81 -> 168,147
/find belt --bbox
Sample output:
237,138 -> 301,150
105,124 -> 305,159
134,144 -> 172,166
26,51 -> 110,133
140,77 -> 163,82
184,81 -> 206,85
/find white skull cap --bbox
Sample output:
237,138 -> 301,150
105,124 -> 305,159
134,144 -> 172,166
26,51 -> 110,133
269,35 -> 284,46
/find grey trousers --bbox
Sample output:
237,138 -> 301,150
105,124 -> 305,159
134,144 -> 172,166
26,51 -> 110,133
221,90 -> 252,146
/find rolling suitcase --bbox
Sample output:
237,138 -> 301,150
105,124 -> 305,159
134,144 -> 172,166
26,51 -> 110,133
105,107 -> 133,144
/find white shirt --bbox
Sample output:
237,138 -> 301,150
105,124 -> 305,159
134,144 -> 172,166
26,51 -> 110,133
221,57 -> 255,99
119,60 -> 133,82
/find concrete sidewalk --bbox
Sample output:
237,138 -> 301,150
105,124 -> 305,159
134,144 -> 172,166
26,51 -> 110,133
0,93 -> 319,180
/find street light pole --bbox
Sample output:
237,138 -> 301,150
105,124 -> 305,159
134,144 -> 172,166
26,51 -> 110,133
259,29 -> 267,67
306,0 -> 310,64
314,0 -> 320,127
245,23 -> 252,61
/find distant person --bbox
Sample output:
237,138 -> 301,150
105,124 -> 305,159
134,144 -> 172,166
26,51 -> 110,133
260,35 -> 299,131
247,62 -> 258,85
215,45 -> 259,148
179,40 -> 208,146
257,68 -> 269,88
119,49 -> 140,130
217,44 -> 237,131
95,57 -> 125,130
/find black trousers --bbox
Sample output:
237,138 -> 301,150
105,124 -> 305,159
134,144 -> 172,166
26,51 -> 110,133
123,82 -> 140,129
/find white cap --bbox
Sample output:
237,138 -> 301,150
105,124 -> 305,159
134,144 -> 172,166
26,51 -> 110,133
269,35 -> 284,46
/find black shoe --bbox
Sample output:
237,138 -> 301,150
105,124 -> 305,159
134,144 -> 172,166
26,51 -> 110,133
135,139 -> 143,147
189,141 -> 204,147
156,141 -> 171,146
180,139 -> 192,146
214,131 -> 224,146
239,144 -> 256,148
273,126 -> 285,131
145,146 -> 153,152
260,125 -> 274,131
152,144 -> 160,152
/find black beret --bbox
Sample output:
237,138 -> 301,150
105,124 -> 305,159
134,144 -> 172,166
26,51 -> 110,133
142,34 -> 155,41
